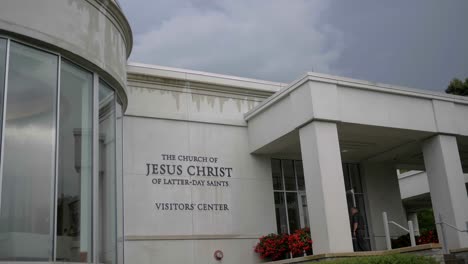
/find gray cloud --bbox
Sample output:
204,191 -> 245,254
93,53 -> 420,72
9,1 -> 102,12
324,0 -> 468,91
121,0 -> 343,82
120,0 -> 468,91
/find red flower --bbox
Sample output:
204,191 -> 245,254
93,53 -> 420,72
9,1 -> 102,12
288,228 -> 313,257
254,233 -> 290,260
417,229 -> 439,245
254,228 -> 314,260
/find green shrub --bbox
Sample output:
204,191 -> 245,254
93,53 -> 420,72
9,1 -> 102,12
312,254 -> 437,264
418,209 -> 436,232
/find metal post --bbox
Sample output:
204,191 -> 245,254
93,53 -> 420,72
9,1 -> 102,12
382,212 -> 392,250
408,220 -> 416,247
439,213 -> 449,255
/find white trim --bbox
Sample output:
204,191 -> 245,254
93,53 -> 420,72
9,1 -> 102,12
0,38 -> 10,212
398,170 -> 424,179
52,56 -> 61,261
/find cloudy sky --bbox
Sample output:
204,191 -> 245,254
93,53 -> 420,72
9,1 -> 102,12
120,0 -> 468,92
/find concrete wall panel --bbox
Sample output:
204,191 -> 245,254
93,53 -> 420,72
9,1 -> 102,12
126,79 -> 263,126
0,0 -> 132,105
248,96 -> 296,152
338,87 -> 437,132
123,117 -> 276,263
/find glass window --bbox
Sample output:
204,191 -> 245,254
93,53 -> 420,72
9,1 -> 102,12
350,164 -> 363,193
283,160 -> 296,191
343,163 -> 363,193
99,81 -> 117,264
271,159 -> 283,190
272,159 -> 308,234
286,193 -> 300,232
0,42 -> 58,261
56,60 -> 93,262
274,193 -> 288,234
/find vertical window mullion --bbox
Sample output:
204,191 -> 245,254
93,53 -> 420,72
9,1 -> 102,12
0,38 -> 9,211
52,56 -> 61,261
92,73 -> 99,264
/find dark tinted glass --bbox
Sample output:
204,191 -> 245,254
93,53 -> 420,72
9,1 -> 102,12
286,193 -> 300,233
283,160 -> 296,191
274,193 -> 288,234
271,159 -> 283,190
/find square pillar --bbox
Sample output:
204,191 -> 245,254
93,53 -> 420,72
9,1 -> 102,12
299,121 -> 353,254
422,135 -> 468,249
361,162 -> 408,250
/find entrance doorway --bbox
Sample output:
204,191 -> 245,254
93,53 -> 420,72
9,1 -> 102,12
343,163 -> 371,250
271,160 -> 371,250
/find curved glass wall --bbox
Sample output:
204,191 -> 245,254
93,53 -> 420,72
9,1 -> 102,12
0,38 -> 124,263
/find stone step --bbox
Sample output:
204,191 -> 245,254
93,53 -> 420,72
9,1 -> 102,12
444,254 -> 465,264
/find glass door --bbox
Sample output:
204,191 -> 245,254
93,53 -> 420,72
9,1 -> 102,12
343,164 -> 371,251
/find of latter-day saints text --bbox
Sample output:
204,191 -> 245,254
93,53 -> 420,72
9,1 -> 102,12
145,154 -> 232,211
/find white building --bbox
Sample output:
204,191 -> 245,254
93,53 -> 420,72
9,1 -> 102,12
0,1 -> 467,263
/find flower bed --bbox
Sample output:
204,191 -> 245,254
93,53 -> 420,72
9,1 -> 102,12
391,229 -> 439,249
288,227 -> 313,257
254,228 -> 313,261
417,230 -> 438,245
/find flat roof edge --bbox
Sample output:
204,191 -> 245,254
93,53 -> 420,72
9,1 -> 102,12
244,72 -> 468,121
127,62 -> 286,93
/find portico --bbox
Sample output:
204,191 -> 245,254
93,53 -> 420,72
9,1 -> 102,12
245,72 -> 468,253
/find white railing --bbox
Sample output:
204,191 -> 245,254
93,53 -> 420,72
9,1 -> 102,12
436,213 -> 468,254
382,212 -> 416,250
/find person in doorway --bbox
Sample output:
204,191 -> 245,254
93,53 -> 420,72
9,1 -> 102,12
350,207 -> 369,251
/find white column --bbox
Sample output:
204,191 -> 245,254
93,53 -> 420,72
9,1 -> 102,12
407,213 -> 420,236
299,121 -> 353,254
422,135 -> 468,249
